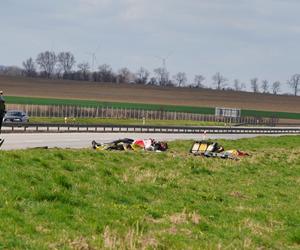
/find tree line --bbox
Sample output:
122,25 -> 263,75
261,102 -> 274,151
0,50 -> 299,96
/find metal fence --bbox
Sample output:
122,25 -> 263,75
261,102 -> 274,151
7,104 -> 279,125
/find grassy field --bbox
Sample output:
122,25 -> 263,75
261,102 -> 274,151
6,96 -> 215,114
0,136 -> 299,249
241,109 -> 300,120
6,95 -> 300,120
30,117 -> 225,127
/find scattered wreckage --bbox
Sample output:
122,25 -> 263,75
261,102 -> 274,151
91,138 -> 249,160
92,138 -> 168,152
190,140 -> 249,160
1,135 -> 248,160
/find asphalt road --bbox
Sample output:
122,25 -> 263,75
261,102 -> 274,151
0,133 -> 287,150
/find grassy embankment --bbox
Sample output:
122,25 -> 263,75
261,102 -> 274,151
0,136 -> 299,249
6,96 -> 300,120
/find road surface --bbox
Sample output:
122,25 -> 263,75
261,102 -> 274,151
0,133 -> 288,150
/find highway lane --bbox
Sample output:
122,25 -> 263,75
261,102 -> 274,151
0,133 -> 288,150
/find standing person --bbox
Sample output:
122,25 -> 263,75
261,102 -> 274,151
0,91 -> 6,134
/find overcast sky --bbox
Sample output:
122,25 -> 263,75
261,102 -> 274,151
1,0 -> 300,92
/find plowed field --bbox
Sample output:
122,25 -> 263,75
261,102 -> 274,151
1,75 -> 299,113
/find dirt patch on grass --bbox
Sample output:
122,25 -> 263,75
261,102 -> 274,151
103,226 -> 158,250
169,210 -> 201,225
1,75 -> 300,113
69,237 -> 93,250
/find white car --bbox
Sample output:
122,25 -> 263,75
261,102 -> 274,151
3,110 -> 29,123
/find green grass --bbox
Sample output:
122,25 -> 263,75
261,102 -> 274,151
30,117 -> 225,126
0,136 -> 299,249
6,96 -> 215,114
242,109 -> 300,120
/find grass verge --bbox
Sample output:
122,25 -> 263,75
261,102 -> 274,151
29,117 -> 225,127
0,136 -> 299,249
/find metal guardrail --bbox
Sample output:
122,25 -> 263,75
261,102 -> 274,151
2,123 -> 300,134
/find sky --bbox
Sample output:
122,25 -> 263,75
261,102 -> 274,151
1,0 -> 300,92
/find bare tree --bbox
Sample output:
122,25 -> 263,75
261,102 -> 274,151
135,67 -> 149,84
166,80 -> 176,87
36,51 -> 57,78
212,72 -> 227,90
0,66 -> 22,76
173,72 -> 187,87
194,75 -> 205,88
98,64 -> 115,83
261,80 -> 269,93
117,67 -> 132,84
272,81 -> 280,95
233,79 -> 245,91
77,62 -> 90,81
250,78 -> 259,93
57,52 -> 76,77
148,77 -> 157,85
287,74 -> 300,96
22,57 -> 37,77
154,67 -> 169,86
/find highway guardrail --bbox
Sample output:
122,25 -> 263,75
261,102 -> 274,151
1,123 -> 300,134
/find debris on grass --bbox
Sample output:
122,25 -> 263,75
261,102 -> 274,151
92,138 -> 168,152
190,140 -> 249,160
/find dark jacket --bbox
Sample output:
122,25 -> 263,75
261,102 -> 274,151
0,100 -> 6,116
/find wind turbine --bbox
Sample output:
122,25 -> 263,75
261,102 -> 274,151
86,52 -> 97,72
154,51 -> 173,83
86,44 -> 101,72
155,51 -> 173,71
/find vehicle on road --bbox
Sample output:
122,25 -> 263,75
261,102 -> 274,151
3,110 -> 29,123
